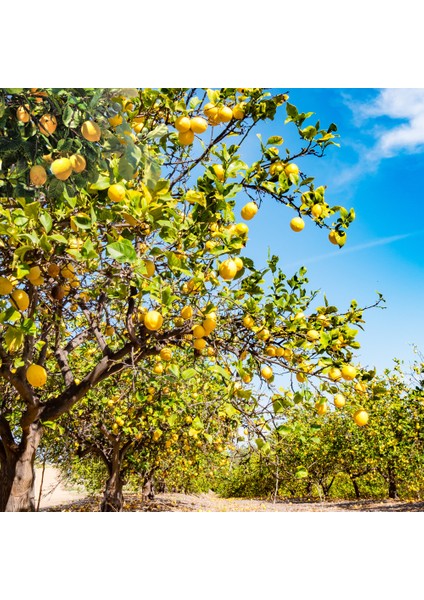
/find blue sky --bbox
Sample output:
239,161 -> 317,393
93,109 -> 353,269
236,89 -> 424,374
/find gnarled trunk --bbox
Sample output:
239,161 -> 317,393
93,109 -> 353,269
100,444 -> 125,512
4,422 -> 43,512
0,455 -> 17,512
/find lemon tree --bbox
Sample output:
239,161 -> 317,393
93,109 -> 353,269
0,87 -> 372,511
44,355 -> 241,511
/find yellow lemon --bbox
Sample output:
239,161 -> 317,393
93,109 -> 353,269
26,364 -> 47,387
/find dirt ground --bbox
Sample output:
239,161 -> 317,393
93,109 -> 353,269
35,466 -> 86,509
37,468 -> 424,512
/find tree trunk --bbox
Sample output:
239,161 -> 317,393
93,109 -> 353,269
100,444 -> 124,512
350,477 -> 361,499
4,422 -> 43,512
0,455 -> 17,512
388,466 -> 399,500
142,473 -> 155,502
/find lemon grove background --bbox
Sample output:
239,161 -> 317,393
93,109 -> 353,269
3,2 -> 424,600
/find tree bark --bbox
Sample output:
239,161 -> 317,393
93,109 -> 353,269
0,454 -> 17,512
350,477 -> 361,499
388,465 -> 399,500
4,422 -> 43,512
100,445 -> 124,512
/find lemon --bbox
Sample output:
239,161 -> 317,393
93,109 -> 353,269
175,116 -> 191,133
190,116 -> 208,133
353,409 -> 369,427
144,310 -> 163,331
0,277 -> 13,295
108,184 -> 126,202
30,165 -> 47,186
26,364 -> 47,387
240,202 -> 258,220
81,120 -> 101,142
38,114 -> 57,136
261,365 -> 273,380
219,259 -> 238,281
10,289 -> 30,311
178,130 -> 194,146
290,217 -> 305,232
69,154 -> 86,173
51,158 -> 72,181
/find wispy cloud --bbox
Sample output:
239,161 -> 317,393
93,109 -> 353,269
334,89 -> 424,187
285,230 -> 424,270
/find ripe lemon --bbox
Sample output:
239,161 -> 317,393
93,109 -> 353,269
0,277 -> 13,295
26,364 -> 47,388
69,154 -> 86,173
341,364 -> 357,381
257,328 -> 270,341
30,165 -> 47,186
316,401 -> 328,416
234,257 -> 243,271
290,217 -> 305,232
144,259 -> 155,278
105,326 -> 115,336
334,394 -> 346,408
242,315 -> 254,328
16,105 -> 31,123
178,130 -> 194,146
241,202 -> 258,220
328,230 -> 338,245
81,120 -> 101,142
285,163 -> 299,176
266,345 -> 276,357
51,158 -> 72,181
153,363 -> 164,375
202,318 -> 216,334
61,264 -> 75,280
311,204 -> 323,218
160,348 -> 173,361
10,289 -> 30,311
108,183 -> 126,202
218,106 -> 233,122
219,259 -> 238,281
144,310 -> 163,331
353,409 -> 369,427
108,114 -> 123,127
175,116 -> 191,133
235,223 -> 249,236
306,329 -> 320,342
269,161 -> 285,176
193,325 -> 206,338
193,338 -> 207,350
232,104 -> 245,120
296,372 -> 307,383
212,164 -> 225,181
204,102 -> 219,120
190,117 -> 208,133
38,114 -> 57,136
261,365 -> 273,380
328,367 -> 342,381
27,266 -> 41,282
181,305 -> 193,320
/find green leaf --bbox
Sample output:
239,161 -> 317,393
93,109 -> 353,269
168,364 -> 180,378
106,240 -> 136,263
39,212 -> 53,233
267,136 -> 283,145
182,368 -> 197,381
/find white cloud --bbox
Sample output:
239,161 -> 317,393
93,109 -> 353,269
365,89 -> 424,158
333,89 -> 424,188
